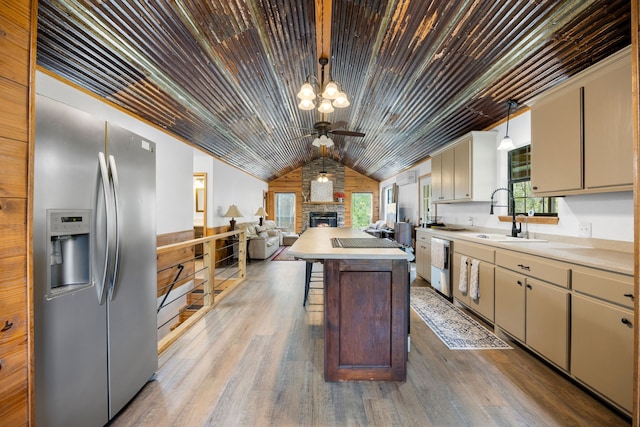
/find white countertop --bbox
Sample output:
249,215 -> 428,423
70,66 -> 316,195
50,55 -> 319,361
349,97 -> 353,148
288,227 -> 412,260
417,228 -> 633,276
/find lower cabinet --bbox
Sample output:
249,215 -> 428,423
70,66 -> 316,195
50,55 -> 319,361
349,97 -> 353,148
571,295 -> 633,412
571,266 -> 634,413
525,277 -> 569,370
494,267 -> 525,341
495,267 -> 569,370
452,241 -> 495,322
415,230 -> 431,282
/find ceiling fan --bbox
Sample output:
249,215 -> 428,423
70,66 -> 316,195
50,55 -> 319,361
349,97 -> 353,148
296,121 -> 365,147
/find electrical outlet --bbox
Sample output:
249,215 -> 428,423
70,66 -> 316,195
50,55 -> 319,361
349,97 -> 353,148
578,222 -> 592,238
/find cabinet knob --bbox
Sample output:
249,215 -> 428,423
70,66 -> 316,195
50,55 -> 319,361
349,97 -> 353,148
532,186 -> 538,190
621,318 -> 632,327
1,320 -> 12,332
624,293 -> 635,301
517,280 -> 523,286
517,264 -> 530,271
526,284 -> 532,290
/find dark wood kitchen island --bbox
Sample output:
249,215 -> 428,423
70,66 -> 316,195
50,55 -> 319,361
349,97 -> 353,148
288,227 -> 411,382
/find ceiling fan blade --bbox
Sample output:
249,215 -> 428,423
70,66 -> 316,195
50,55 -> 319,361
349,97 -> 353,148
328,121 -> 348,130
289,133 -> 315,142
331,130 -> 366,137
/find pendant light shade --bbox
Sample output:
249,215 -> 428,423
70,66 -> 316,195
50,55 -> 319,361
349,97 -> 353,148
498,100 -> 518,151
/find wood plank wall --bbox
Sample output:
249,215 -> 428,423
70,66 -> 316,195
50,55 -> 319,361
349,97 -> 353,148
0,0 -> 35,425
157,230 -> 196,298
267,166 -> 379,233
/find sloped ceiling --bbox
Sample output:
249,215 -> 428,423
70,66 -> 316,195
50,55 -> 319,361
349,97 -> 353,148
36,0 -> 630,182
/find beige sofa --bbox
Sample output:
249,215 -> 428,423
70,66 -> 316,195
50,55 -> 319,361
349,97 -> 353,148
235,220 -> 284,259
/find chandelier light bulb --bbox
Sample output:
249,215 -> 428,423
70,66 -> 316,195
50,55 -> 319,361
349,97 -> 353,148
298,98 -> 315,110
297,82 -> 316,100
322,81 -> 339,99
332,91 -> 350,108
318,98 -> 335,114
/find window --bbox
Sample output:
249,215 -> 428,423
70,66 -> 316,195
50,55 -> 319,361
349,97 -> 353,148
508,145 -> 557,216
383,185 -> 397,226
419,175 -> 432,225
275,193 -> 295,230
351,192 -> 373,228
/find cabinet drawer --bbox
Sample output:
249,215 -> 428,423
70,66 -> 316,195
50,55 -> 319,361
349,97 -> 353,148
454,241 -> 494,263
496,250 -> 569,288
416,231 -> 430,242
572,267 -> 634,309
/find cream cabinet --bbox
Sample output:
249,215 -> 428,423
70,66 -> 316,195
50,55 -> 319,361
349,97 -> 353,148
452,241 -> 495,322
415,230 -> 431,282
431,149 -> 453,201
431,131 -> 497,203
494,251 -> 570,370
571,267 -> 634,413
494,267 -> 526,341
530,47 -> 632,196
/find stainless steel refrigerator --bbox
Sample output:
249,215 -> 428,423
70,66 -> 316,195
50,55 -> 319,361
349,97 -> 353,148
33,95 -> 158,426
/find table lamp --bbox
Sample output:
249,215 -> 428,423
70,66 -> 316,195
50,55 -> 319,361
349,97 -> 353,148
254,207 -> 268,226
223,204 -> 243,230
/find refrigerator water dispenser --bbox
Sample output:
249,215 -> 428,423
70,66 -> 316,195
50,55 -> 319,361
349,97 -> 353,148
47,210 -> 91,298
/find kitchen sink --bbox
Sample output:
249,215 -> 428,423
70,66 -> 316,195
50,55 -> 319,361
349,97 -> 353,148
460,233 -> 547,243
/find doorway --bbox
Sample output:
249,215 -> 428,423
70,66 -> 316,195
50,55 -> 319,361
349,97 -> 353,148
194,173 -> 207,249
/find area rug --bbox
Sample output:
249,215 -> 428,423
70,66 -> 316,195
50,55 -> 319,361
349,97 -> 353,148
410,286 -> 511,350
271,246 -> 299,261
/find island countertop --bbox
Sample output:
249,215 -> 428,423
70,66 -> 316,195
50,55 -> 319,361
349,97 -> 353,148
288,227 -> 412,260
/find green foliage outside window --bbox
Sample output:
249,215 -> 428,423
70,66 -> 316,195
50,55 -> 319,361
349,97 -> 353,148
351,192 -> 373,228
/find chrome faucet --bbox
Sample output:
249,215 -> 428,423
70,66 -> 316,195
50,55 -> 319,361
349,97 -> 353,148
490,187 -> 522,237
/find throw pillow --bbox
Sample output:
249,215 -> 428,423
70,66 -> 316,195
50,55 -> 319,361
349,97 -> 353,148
255,225 -> 266,233
258,231 -> 269,238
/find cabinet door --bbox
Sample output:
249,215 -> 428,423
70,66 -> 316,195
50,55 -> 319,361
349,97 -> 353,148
431,154 -> 442,201
422,239 -> 431,282
530,88 -> 582,194
571,295 -> 633,412
468,262 -> 495,322
451,253 -> 468,303
453,138 -> 471,200
495,267 -> 525,341
583,59 -> 633,189
440,149 -> 454,201
525,278 -> 569,370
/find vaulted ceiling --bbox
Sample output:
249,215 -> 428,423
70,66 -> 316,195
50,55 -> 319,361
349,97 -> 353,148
36,0 -> 630,182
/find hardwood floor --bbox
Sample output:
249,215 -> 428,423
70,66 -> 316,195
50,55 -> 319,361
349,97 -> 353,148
112,257 -> 630,426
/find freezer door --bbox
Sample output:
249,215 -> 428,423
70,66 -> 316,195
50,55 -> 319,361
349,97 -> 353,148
34,95 -> 110,426
105,123 -> 158,417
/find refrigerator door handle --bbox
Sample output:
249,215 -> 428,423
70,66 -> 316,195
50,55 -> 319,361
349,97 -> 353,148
108,154 -> 122,300
97,152 -> 111,305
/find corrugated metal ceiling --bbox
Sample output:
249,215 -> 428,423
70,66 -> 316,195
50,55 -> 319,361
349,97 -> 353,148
36,0 -> 630,182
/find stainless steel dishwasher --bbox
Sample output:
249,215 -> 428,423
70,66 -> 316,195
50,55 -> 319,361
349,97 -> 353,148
430,236 -> 452,297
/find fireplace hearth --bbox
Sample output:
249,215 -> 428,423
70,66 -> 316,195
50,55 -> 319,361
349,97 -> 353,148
309,211 -> 338,227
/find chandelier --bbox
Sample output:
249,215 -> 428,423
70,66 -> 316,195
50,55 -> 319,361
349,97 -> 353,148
297,57 -> 350,114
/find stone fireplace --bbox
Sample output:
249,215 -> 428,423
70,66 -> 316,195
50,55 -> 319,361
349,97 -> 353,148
302,157 -> 345,229
309,211 -> 338,227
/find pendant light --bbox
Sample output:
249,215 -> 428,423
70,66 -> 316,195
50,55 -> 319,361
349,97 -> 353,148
317,152 -> 329,182
497,100 -> 518,151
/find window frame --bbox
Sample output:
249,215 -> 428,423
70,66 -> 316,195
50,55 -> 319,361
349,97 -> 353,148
508,145 -> 557,217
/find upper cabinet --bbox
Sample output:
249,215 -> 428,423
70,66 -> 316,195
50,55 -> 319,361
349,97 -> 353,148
530,47 -> 632,196
432,131 -> 497,203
